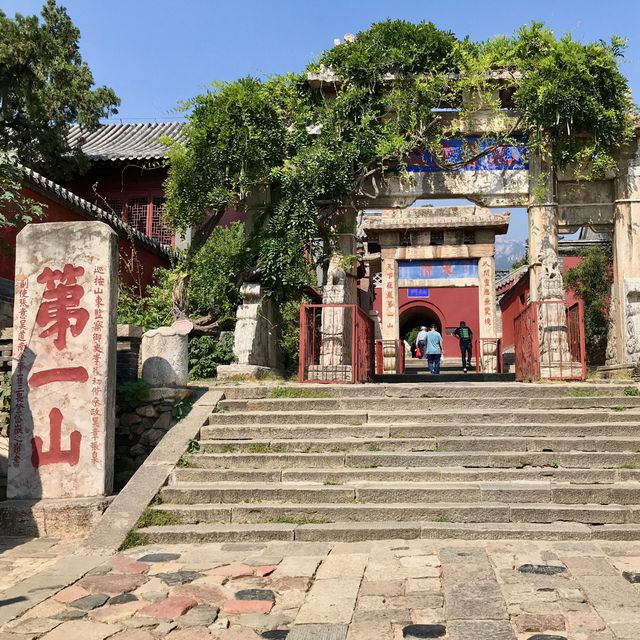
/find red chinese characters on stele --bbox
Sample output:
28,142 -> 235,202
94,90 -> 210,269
28,263 -> 90,468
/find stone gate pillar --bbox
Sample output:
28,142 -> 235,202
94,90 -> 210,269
379,251 -> 400,374
527,152 -> 572,378
607,139 -> 640,365
316,233 -> 359,380
477,255 -> 499,373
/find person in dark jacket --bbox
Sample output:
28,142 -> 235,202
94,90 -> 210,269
453,321 -> 473,372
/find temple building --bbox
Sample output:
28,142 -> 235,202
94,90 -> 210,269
362,206 -> 508,370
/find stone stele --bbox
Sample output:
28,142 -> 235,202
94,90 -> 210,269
8,221 -> 118,499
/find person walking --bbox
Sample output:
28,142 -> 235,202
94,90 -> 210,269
425,324 -> 443,374
415,326 -> 428,360
453,320 -> 473,372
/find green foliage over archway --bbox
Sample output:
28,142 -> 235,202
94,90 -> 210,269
165,20 -> 634,303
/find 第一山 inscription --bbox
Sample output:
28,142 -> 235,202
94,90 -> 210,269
8,222 -> 118,499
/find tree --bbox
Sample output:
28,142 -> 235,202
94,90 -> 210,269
564,246 -> 613,365
164,20 -> 634,324
0,0 -> 119,227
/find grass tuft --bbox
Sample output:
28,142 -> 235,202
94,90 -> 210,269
565,388 -> 601,397
119,531 -> 150,550
135,508 -> 180,528
624,386 -> 640,397
248,443 -> 285,453
176,455 -> 195,468
268,387 -> 336,399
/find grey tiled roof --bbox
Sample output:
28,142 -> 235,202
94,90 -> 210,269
67,122 -> 184,162
495,263 -> 528,291
22,165 -> 173,259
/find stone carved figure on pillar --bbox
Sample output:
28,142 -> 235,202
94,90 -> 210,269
326,254 -> 346,287
536,244 -> 564,301
623,280 -> 640,362
605,284 -> 618,365
316,251 -> 358,378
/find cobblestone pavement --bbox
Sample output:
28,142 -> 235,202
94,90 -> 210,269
0,538 -> 76,593
2,539 -> 640,639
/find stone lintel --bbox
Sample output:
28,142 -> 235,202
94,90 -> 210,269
398,278 -> 478,288
557,204 -> 614,231
360,171 -> 528,209
384,244 -> 495,260
363,207 -> 509,233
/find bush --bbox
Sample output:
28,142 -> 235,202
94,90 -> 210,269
117,269 -> 174,331
188,332 -> 235,379
188,222 -> 251,319
564,246 -> 612,366
279,295 -> 310,373
116,379 -> 151,412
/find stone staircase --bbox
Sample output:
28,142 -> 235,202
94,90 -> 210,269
136,382 -> 640,543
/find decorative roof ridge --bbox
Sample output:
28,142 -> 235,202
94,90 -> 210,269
20,164 -> 175,260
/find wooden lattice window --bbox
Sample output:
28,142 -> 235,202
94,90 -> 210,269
127,197 -> 149,234
151,197 -> 173,246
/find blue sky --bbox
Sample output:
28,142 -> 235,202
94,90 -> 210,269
5,0 -> 640,239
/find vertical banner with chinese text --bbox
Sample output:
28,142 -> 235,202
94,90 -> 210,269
8,222 -> 117,499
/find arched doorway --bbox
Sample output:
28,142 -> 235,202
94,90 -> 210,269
399,301 -> 445,351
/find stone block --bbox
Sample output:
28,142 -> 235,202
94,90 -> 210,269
137,596 -> 197,619
141,322 -> 190,387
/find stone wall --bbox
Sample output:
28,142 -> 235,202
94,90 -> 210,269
114,386 -> 191,490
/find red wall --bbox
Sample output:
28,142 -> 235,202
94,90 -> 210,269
373,285 -> 480,353
65,165 -> 167,205
0,186 -> 170,291
499,257 -> 583,349
499,279 -> 529,349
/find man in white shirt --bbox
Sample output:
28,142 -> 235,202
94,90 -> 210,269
415,326 -> 428,360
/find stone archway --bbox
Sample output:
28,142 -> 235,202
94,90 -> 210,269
399,300 -> 445,340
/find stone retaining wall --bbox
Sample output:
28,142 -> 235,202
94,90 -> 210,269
114,386 -> 192,490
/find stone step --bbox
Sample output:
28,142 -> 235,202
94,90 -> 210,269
201,424 -> 390,440
207,408 -> 640,425
172,465 -> 640,485
197,436 -> 640,454
366,409 -> 640,424
219,396 -> 640,412
183,450 -> 640,469
375,373 -> 517,383
217,383 -> 637,400
149,501 -> 638,525
207,411 -> 368,425
160,480 -> 640,505
135,520 -> 640,543
200,422 -> 640,439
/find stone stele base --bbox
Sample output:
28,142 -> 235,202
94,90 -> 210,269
216,364 -> 285,380
0,496 -> 113,538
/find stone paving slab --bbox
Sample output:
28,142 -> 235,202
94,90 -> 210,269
2,539 -> 640,638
